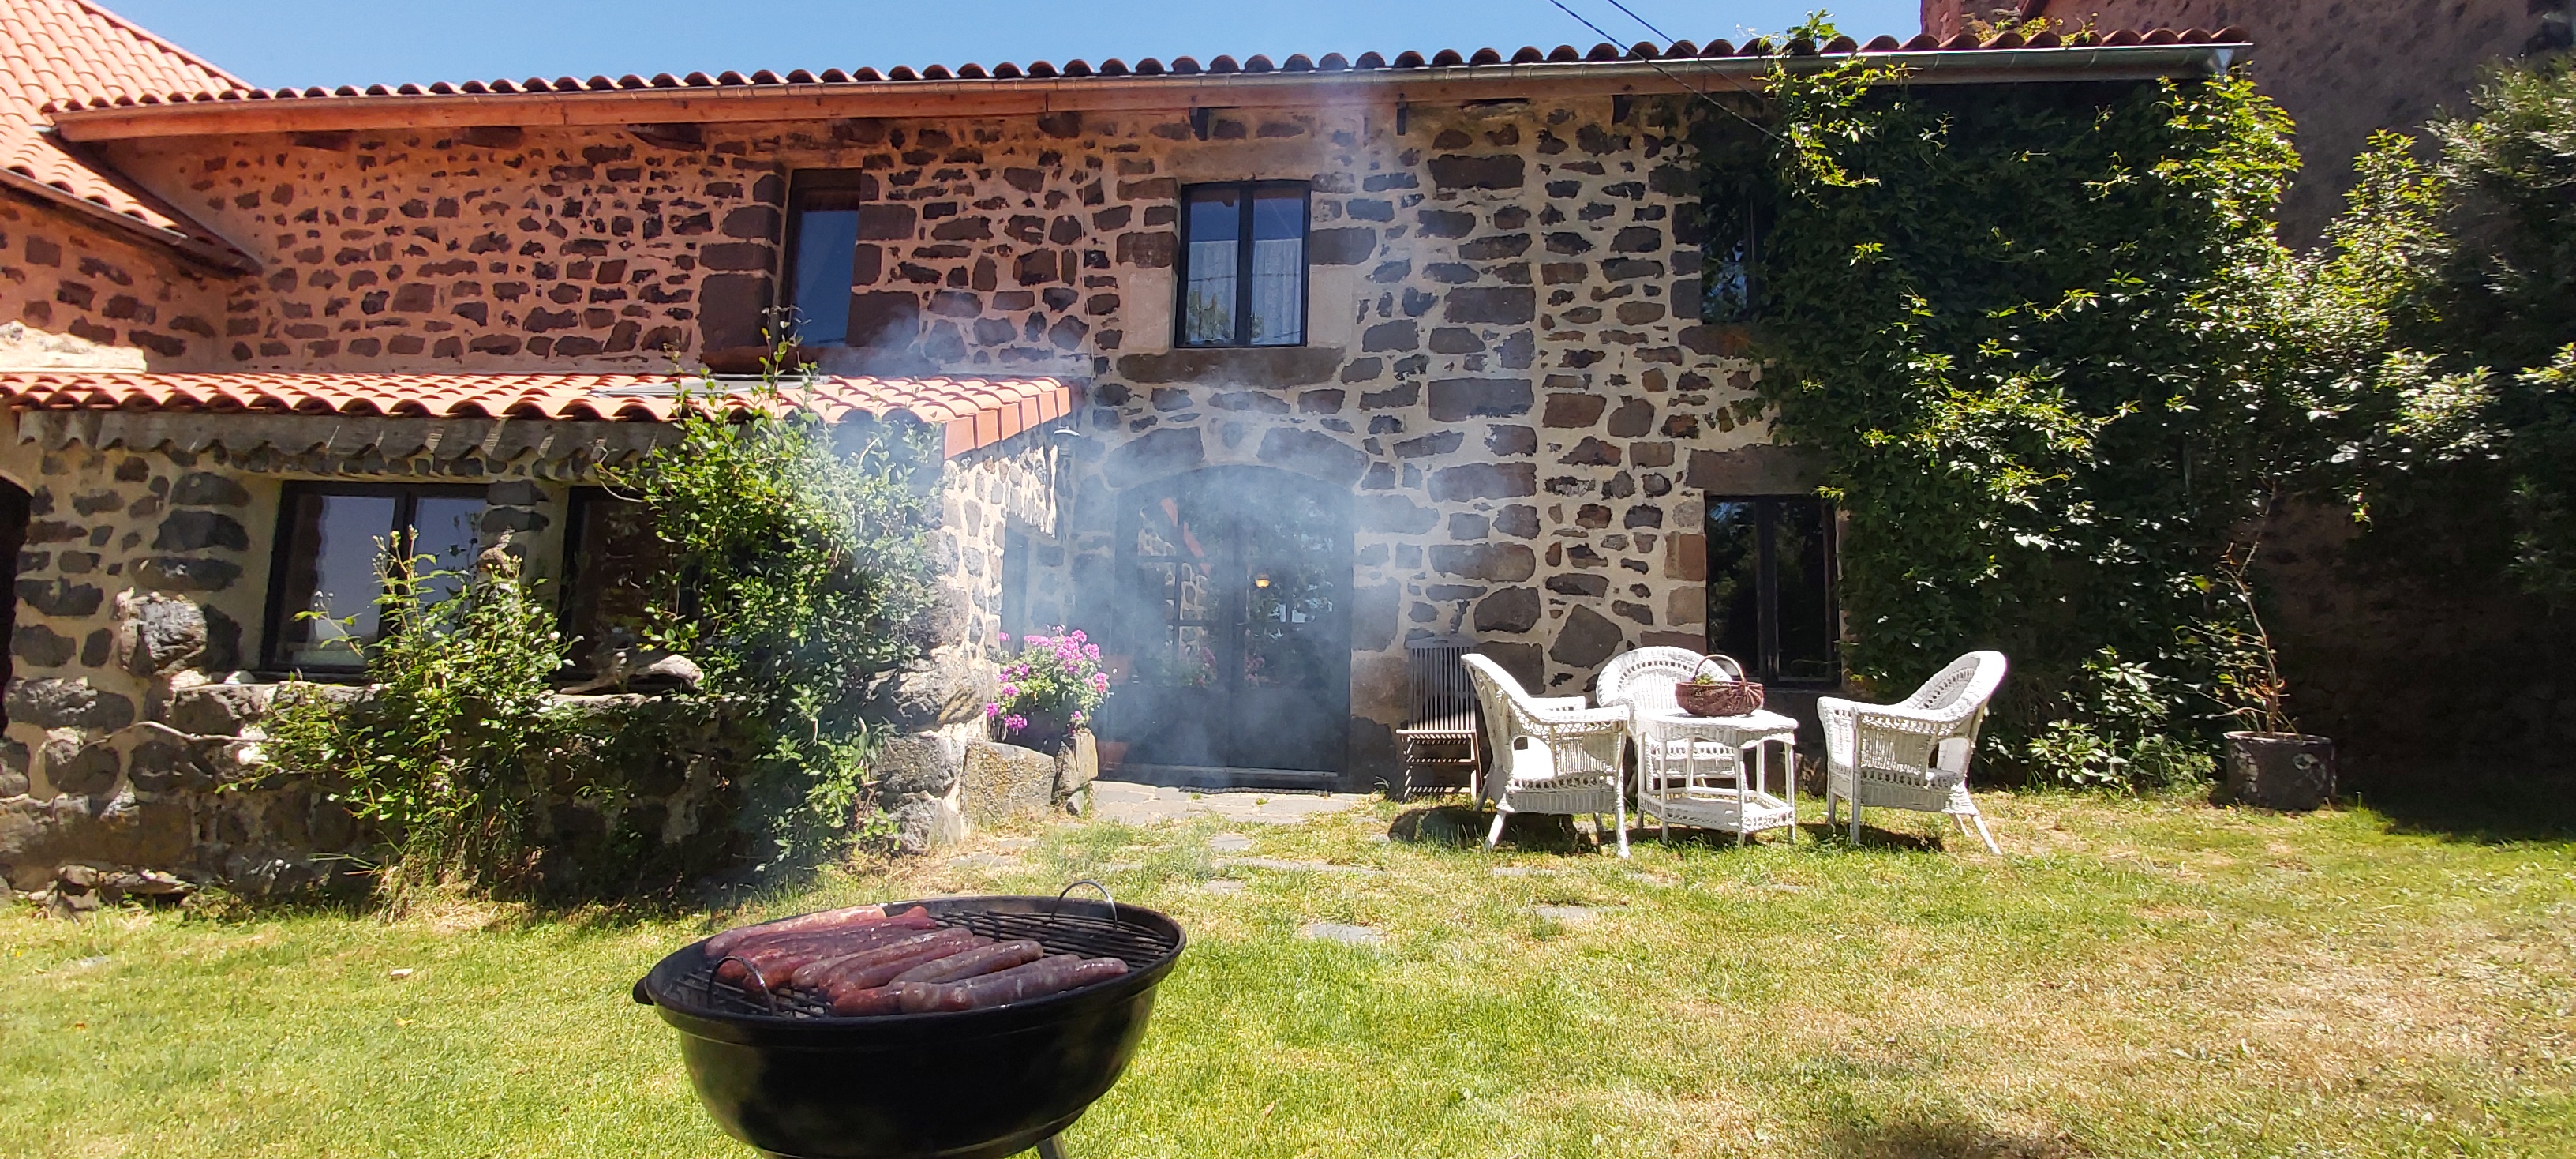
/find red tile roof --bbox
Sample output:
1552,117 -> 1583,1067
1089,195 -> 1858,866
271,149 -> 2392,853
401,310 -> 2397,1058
0,0 -> 251,268
44,28 -> 2252,111
0,370 -> 1073,457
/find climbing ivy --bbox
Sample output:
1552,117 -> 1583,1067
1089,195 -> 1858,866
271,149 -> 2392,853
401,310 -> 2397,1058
1697,21 -> 2345,783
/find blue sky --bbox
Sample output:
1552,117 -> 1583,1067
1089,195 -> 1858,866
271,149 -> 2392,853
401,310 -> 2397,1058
107,1 -> 1922,89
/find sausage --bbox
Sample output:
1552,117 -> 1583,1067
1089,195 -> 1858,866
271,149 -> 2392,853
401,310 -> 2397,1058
799,928 -> 987,996
707,915 -> 942,972
893,955 -> 1130,1014
703,905 -> 927,958
889,940 -> 1044,985
788,928 -> 987,991
710,917 -> 949,988
825,984 -> 905,1017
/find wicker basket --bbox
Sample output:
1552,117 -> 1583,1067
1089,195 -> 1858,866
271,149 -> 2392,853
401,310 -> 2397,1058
1675,658 -> 1764,717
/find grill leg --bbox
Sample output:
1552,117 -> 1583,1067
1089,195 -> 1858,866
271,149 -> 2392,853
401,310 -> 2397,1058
1035,1135 -> 1069,1159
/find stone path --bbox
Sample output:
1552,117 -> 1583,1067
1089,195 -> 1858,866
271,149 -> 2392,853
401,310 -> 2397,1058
1088,781 -> 1373,827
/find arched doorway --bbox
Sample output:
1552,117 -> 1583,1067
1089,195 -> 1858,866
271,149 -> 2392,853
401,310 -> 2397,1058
1100,466 -> 1352,775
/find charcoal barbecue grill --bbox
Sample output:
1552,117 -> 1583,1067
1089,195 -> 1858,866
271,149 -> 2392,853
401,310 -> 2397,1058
635,891 -> 1185,1159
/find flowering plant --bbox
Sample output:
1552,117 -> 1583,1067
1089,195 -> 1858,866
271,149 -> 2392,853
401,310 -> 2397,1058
984,626 -> 1111,738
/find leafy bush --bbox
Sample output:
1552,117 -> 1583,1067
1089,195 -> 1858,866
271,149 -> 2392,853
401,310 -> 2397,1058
608,354 -> 941,864
262,542 -> 567,906
2323,60 -> 2576,603
1699,18 -> 2342,786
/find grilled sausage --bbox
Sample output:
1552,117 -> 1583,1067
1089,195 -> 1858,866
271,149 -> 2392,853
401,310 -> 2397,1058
825,984 -> 905,1017
800,928 -> 987,996
892,955 -> 1129,1013
889,940 -> 1044,985
710,917 -> 949,988
786,928 -> 987,990
702,905 -> 927,958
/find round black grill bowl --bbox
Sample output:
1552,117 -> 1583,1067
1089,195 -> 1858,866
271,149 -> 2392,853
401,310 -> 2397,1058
635,895 -> 1185,1159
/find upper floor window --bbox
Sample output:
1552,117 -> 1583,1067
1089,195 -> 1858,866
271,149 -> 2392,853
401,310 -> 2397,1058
1178,182 -> 1308,347
782,171 -> 871,347
1705,495 -> 1838,687
264,483 -> 485,672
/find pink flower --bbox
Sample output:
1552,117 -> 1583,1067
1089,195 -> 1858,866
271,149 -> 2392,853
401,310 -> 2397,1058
998,632 -> 1011,642
983,703 -> 1001,717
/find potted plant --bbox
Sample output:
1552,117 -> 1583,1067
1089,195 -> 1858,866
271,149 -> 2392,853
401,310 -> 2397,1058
2205,545 -> 2335,811
984,628 -> 1111,756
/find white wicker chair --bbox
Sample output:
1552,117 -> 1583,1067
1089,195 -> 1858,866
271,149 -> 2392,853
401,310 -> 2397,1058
1461,653 -> 1629,857
1595,646 -> 1743,716
1818,651 -> 2009,853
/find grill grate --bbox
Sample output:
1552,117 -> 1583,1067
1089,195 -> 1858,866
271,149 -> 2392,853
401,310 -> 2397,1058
669,903 -> 1180,1020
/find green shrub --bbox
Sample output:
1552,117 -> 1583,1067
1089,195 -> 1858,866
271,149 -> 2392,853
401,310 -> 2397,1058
262,542 -> 567,907
607,353 -> 941,865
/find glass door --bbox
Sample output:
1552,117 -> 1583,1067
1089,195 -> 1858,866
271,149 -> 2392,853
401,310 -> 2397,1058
1107,467 -> 1351,773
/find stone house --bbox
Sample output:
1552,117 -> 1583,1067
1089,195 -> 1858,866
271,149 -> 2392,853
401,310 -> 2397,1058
1923,1 -> 2573,241
0,0 -> 2248,890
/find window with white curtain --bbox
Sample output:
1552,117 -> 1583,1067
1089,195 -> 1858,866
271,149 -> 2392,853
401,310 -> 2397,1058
1177,182 -> 1308,347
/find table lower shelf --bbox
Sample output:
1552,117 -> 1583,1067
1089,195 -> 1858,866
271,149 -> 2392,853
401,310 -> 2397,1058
1638,788 -> 1796,835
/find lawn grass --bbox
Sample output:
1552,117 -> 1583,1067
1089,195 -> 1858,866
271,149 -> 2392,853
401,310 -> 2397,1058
5,790 -> 2572,1158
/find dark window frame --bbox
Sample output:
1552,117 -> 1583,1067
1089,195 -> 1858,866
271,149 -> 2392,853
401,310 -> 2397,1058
1173,180 -> 1312,349
1704,493 -> 1840,688
260,480 -> 489,674
561,486 -> 675,670
778,170 -> 873,347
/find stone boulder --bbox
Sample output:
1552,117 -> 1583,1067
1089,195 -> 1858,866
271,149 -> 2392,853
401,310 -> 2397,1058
168,682 -> 278,737
1054,729 -> 1099,812
7,677 -> 136,732
960,740 -> 1058,825
114,591 -> 208,677
871,733 -> 966,854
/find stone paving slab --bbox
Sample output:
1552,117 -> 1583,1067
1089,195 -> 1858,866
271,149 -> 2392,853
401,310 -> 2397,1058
1088,781 -> 1373,827
1302,921 -> 1384,946
1216,857 -> 1383,876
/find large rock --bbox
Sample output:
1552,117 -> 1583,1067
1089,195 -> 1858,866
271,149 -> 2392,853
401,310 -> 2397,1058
168,683 -> 278,737
878,648 -> 998,731
41,732 -> 121,797
0,793 -> 193,891
960,740 -> 1058,824
1054,729 -> 1099,808
9,677 -> 135,730
889,798 -> 966,854
116,592 -> 209,677
874,733 -> 960,798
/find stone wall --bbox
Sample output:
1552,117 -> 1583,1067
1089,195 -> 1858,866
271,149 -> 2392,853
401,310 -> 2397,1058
65,91 -> 1785,789
1921,0 -> 2569,242
0,194 -> 231,371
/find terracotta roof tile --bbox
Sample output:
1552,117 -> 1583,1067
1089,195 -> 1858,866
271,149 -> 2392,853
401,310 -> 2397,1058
41,28 -> 2256,111
0,0 -> 248,263
0,369 -> 1072,457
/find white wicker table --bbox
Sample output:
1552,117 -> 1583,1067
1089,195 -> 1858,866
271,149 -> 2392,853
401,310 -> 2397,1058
1629,707 -> 1800,845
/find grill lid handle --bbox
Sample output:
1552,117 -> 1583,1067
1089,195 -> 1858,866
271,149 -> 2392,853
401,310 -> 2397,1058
633,977 -> 653,1005
1050,879 -> 1116,924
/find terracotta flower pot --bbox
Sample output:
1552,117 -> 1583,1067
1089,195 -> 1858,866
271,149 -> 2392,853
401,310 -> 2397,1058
2218,731 -> 2335,812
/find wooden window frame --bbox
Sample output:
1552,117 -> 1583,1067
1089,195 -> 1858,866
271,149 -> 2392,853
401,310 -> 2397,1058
1173,180 -> 1312,349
